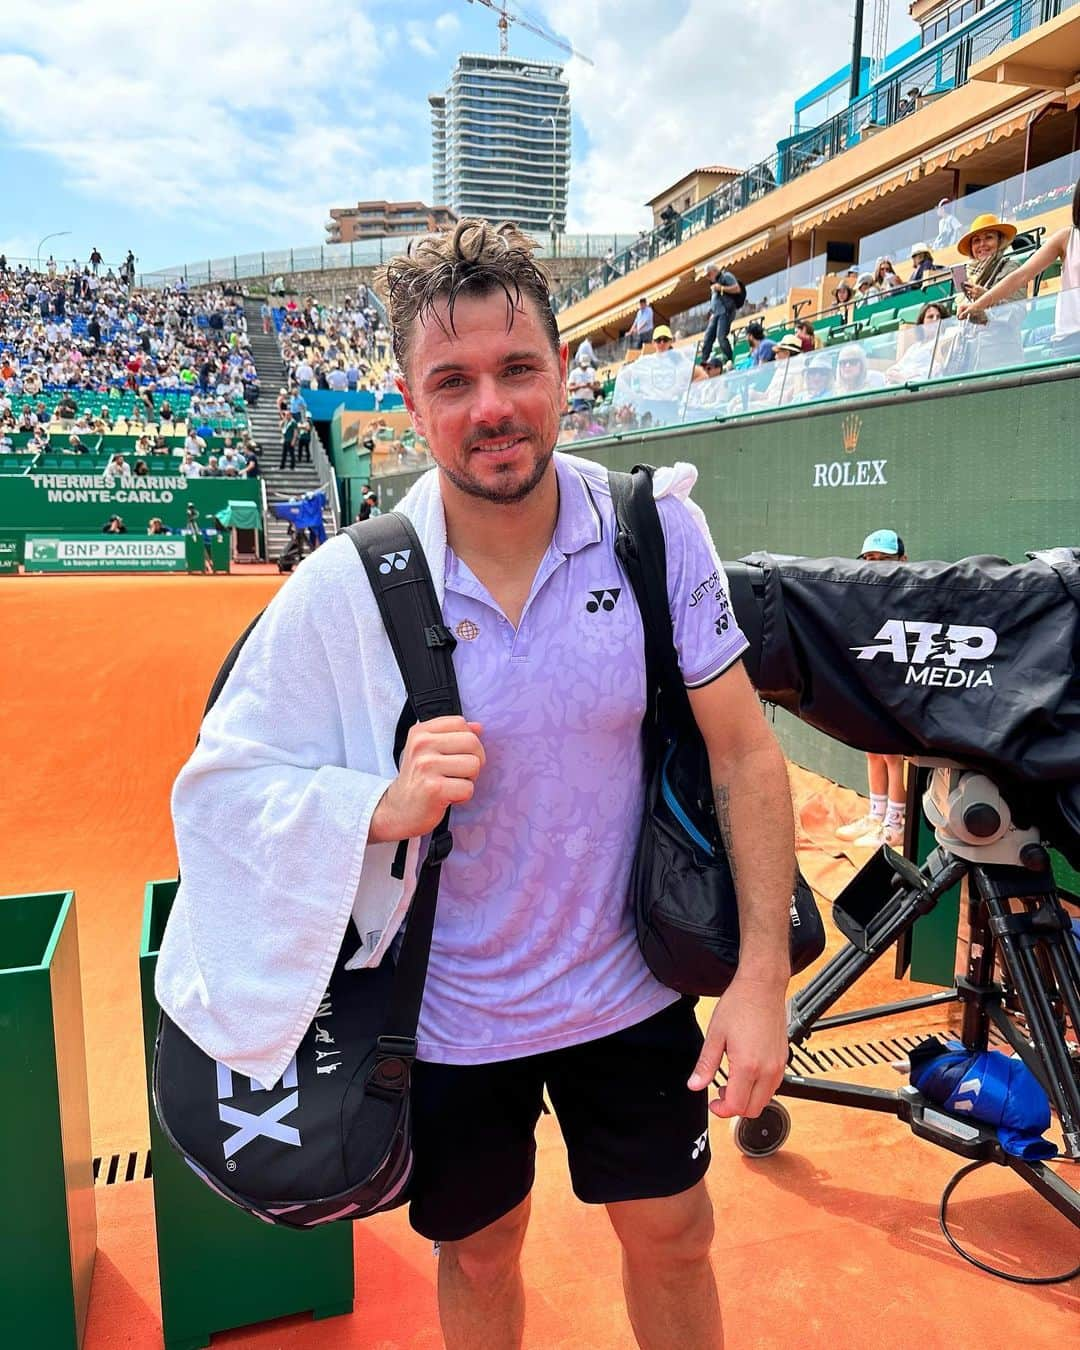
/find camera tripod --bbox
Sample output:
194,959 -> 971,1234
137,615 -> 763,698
737,765 -> 1080,1235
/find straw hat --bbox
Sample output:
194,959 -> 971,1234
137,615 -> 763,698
956,212 -> 1017,258
774,334 -> 804,355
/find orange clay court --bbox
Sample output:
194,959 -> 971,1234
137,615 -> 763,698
4,573 -> 1078,1348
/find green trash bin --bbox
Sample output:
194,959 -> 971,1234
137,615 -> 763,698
0,891 -> 97,1348
140,880 -> 354,1350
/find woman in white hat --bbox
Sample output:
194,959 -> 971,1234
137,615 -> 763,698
958,177 -> 1080,354
907,243 -> 937,285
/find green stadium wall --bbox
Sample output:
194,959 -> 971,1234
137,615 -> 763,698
0,476 -> 263,546
371,367 -> 1079,791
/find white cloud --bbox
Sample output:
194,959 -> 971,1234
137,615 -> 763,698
406,21 -> 438,58
0,0 -> 430,265
534,0 -> 920,232
0,0 -> 926,262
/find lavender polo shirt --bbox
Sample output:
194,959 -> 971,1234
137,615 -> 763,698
419,457 -> 749,1064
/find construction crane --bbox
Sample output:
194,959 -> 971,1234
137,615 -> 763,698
466,0 -> 594,65
869,0 -> 890,85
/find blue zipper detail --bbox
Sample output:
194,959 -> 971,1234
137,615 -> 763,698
660,743 -> 715,857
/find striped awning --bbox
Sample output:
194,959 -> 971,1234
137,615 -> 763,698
695,230 -> 774,275
793,162 -> 922,237
559,276 -> 682,344
921,93 -> 1057,174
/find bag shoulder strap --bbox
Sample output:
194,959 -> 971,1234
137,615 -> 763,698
342,514 -> 460,1049
609,466 -> 691,729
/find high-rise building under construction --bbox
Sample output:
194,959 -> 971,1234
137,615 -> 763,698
430,53 -> 570,238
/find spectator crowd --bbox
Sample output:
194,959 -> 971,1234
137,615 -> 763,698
0,259 -> 260,451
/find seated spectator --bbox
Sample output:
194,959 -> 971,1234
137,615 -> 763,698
103,452 -> 131,482
68,433 -> 89,453
102,514 -> 127,533
220,444 -> 247,475
908,243 -> 939,284
147,517 -> 169,535
795,319 -> 816,352
873,257 -> 902,291
747,334 -> 802,408
179,450 -> 202,478
830,278 -> 854,321
855,272 -> 877,300
203,455 -> 223,477
796,353 -> 835,403
834,343 -> 887,394
746,321 -> 775,365
886,302 -> 953,383
133,459 -> 150,477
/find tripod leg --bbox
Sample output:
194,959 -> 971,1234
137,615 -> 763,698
976,882 -> 1080,1159
960,880 -> 994,1053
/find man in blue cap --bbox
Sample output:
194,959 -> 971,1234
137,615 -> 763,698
836,529 -> 909,848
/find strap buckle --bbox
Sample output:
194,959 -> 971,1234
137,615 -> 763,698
425,623 -> 457,650
425,828 -> 454,866
376,1034 -> 418,1060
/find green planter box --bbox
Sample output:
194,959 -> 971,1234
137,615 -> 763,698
140,880 -> 354,1350
0,891 -> 97,1348
183,534 -> 230,574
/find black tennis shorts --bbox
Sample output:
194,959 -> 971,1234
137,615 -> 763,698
408,997 -> 711,1242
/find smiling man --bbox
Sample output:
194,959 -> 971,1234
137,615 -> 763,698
373,220 -> 796,1349
160,219 -> 795,1350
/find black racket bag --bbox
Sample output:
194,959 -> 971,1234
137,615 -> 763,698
154,513 -> 458,1227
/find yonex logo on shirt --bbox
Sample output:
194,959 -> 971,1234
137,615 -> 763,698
586,587 -> 621,613
379,550 -> 411,574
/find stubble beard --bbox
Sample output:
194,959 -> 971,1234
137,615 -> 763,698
438,434 -> 556,505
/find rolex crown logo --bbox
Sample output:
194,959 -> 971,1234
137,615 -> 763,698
841,413 -> 862,454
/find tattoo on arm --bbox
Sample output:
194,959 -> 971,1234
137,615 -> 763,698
713,783 -> 738,886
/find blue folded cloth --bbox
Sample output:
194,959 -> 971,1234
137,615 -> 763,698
909,1036 -> 1057,1161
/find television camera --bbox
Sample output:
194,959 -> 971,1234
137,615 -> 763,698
722,547 -> 1080,1272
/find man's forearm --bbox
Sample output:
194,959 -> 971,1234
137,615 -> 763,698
711,737 -> 795,982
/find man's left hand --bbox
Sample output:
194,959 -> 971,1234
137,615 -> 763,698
687,973 -> 789,1120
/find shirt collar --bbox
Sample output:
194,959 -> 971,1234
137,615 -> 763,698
552,454 -> 603,557
443,455 -> 602,588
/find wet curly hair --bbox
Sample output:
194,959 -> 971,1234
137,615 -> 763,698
378,218 -> 560,376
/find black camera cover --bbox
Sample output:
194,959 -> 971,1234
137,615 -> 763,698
725,549 -> 1080,865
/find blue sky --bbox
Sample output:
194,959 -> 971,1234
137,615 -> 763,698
0,1 -> 917,275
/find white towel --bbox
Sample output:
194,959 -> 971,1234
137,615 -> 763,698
156,453 -> 715,1088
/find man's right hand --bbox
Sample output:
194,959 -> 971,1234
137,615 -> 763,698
368,716 -> 485,843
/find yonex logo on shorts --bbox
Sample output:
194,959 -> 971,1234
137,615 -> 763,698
691,1129 -> 709,1160
379,550 -> 411,574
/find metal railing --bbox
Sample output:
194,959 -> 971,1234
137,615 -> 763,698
136,234 -> 638,291
551,0 -> 1077,314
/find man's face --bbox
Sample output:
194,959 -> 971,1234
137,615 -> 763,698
398,288 -> 566,506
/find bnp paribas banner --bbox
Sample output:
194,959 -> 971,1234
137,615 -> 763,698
25,535 -> 190,573
0,475 -> 262,536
